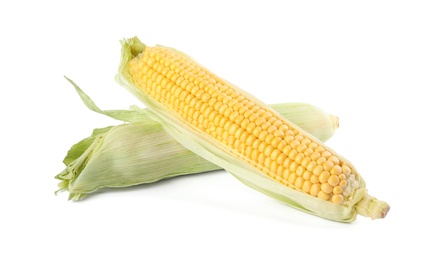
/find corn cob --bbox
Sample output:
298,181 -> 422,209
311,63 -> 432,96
116,37 -> 389,222
56,78 -> 339,200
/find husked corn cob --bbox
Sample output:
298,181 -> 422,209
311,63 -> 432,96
56,78 -> 339,200
117,37 -> 389,222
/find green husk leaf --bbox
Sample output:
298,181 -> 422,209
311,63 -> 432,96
64,76 -> 152,123
63,126 -> 113,166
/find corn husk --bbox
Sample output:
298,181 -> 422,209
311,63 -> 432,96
115,37 -> 389,222
56,78 -> 338,201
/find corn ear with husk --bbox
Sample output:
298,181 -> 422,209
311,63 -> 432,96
115,37 -> 389,222
56,78 -> 339,200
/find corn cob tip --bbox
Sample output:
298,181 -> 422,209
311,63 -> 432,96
330,115 -> 339,130
354,193 -> 390,220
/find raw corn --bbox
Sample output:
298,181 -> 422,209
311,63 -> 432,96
56,78 -> 339,200
116,37 -> 389,222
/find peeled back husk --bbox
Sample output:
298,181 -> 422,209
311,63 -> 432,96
55,78 -> 339,201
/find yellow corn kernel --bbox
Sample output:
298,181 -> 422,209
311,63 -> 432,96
302,180 -> 312,193
310,175 -> 320,184
332,194 -> 344,205
328,174 -> 340,187
319,171 -> 330,183
310,183 -> 321,197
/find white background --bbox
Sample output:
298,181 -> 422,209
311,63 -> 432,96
1,0 -> 439,259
